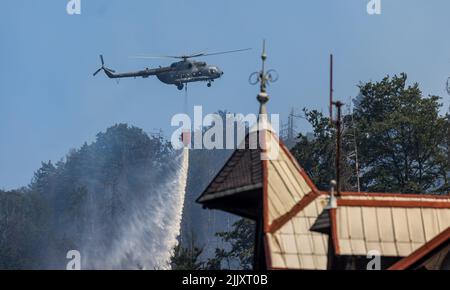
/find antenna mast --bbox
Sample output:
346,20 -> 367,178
330,54 -> 334,122
333,101 -> 343,196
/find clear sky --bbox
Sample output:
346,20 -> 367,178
1,0 -> 450,189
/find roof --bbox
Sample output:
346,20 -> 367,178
197,131 -> 263,204
196,124 -> 330,269
261,131 -> 330,270
196,122 -> 450,269
265,194 -> 329,269
196,98 -> 450,270
263,131 -> 320,229
329,192 -> 450,257
196,42 -> 333,269
388,227 -> 450,270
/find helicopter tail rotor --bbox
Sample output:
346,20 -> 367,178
93,55 -> 116,77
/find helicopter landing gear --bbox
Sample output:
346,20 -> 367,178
177,83 -> 184,91
207,82 -> 212,87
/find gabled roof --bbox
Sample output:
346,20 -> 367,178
195,131 -> 264,219
195,41 -> 334,269
261,131 -> 330,270
196,124 -> 330,269
197,132 -> 263,204
263,130 -> 320,230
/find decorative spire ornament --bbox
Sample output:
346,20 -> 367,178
249,40 -> 279,116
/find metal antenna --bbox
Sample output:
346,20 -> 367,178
288,108 -> 295,141
333,101 -> 344,196
330,54 -> 334,122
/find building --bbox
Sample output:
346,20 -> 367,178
196,46 -> 450,270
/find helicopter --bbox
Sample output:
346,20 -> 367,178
93,48 -> 251,90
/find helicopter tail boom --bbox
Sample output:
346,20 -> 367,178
93,55 -> 173,79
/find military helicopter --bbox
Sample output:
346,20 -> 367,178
93,48 -> 251,90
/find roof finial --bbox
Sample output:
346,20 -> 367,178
260,40 -> 268,94
249,40 -> 279,115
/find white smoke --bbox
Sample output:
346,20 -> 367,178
85,148 -> 189,270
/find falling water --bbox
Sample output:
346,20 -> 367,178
85,148 -> 189,270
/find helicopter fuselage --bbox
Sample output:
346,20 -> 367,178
156,60 -> 223,89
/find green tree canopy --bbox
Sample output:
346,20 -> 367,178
293,73 -> 450,194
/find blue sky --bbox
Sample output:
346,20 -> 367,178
1,0 -> 450,189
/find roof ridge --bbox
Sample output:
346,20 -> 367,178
263,133 -> 323,233
340,191 -> 450,200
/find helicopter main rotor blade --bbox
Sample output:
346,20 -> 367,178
129,55 -> 181,60
182,50 -> 207,58
193,48 -> 252,58
129,48 -> 251,60
130,50 -> 207,60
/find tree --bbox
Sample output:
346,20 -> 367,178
354,73 -> 449,193
173,218 -> 255,270
170,243 -> 204,270
292,73 -> 450,194
208,219 -> 255,270
29,161 -> 56,195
